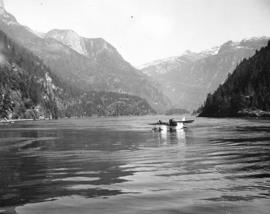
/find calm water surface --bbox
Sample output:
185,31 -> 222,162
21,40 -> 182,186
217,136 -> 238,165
0,116 -> 270,214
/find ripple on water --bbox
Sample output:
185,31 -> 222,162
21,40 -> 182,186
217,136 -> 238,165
0,117 -> 270,214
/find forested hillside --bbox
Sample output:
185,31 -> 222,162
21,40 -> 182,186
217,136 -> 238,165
0,30 -> 60,119
199,40 -> 270,117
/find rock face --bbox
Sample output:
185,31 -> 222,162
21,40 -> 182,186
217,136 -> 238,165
45,29 -> 118,59
0,7 -> 171,112
46,29 -> 88,55
199,40 -> 270,117
141,38 -> 269,110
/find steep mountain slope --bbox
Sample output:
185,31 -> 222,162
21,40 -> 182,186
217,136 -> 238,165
0,30 -> 155,119
0,30 -> 63,119
45,29 -> 171,112
199,40 -> 270,117
141,38 -> 269,110
0,4 -> 170,112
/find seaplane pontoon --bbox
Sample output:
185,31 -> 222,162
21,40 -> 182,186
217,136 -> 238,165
149,117 -> 194,132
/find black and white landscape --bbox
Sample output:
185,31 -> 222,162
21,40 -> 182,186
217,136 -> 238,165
0,0 -> 270,214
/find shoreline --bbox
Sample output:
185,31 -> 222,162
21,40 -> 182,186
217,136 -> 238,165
198,109 -> 270,119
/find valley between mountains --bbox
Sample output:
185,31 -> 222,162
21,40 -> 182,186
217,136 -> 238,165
0,1 -> 269,119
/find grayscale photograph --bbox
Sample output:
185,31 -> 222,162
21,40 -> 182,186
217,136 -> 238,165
0,0 -> 270,213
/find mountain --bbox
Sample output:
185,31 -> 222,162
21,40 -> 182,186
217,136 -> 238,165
0,30 -> 63,119
45,29 -> 88,56
199,40 -> 270,117
0,4 -> 170,112
0,30 -> 155,119
141,38 -> 269,110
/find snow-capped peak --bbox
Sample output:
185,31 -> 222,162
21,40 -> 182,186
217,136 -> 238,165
138,56 -> 179,70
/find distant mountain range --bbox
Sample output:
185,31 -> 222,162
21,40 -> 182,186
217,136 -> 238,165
0,3 -> 170,113
141,38 -> 269,110
199,40 -> 270,117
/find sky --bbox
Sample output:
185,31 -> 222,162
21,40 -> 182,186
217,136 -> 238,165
4,0 -> 270,66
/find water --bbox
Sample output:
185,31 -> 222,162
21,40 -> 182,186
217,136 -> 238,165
0,116 -> 270,214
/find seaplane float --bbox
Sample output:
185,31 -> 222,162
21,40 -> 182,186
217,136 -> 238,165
149,117 -> 194,132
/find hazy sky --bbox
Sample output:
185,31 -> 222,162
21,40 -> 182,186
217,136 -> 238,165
4,0 -> 270,66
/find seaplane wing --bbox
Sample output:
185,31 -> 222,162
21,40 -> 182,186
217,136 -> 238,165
175,120 -> 195,124
148,122 -> 169,126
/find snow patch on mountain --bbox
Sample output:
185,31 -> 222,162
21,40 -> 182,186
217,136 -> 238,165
139,47 -> 220,71
138,56 -> 179,70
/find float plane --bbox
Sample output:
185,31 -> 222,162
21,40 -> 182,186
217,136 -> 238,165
149,118 -> 194,132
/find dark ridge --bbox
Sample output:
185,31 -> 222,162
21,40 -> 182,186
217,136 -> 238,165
199,40 -> 270,117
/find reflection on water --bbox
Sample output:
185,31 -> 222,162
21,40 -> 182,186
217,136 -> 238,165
0,117 -> 270,214
153,127 -> 186,145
